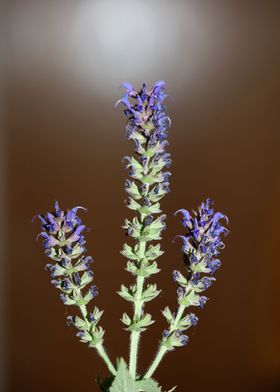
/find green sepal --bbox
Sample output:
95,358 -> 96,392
90,307 -> 104,325
126,261 -> 138,275
162,306 -> 174,325
162,331 -> 186,350
129,157 -> 144,173
77,330 -> 93,343
141,215 -> 166,241
127,198 -> 142,211
121,243 -> 138,260
189,259 -> 209,273
74,315 -> 90,330
140,175 -> 156,184
127,313 -> 155,332
121,312 -> 131,327
126,181 -> 142,200
148,159 -> 167,177
79,270 -> 94,288
61,294 -> 76,305
126,260 -> 161,278
89,326 -> 105,347
139,202 -> 161,216
70,244 -> 85,259
145,244 -> 164,260
118,284 -> 136,302
178,290 -> 199,307
109,358 -> 137,392
46,247 -> 62,262
149,185 -> 167,203
142,284 -> 161,302
174,270 -> 188,287
123,217 -> 142,239
176,314 -> 193,330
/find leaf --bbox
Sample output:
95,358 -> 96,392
136,378 -> 161,392
109,358 -> 137,392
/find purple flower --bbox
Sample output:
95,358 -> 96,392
171,199 -> 229,341
36,201 -> 98,323
117,81 -> 172,193
175,199 -> 229,273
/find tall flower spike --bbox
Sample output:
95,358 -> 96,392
145,199 -> 229,379
36,201 -> 116,376
118,81 -> 171,379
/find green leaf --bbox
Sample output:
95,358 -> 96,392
109,359 -> 137,392
135,378 -> 161,392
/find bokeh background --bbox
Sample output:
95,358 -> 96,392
2,0 -> 280,391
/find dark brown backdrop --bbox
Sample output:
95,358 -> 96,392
4,1 -> 280,391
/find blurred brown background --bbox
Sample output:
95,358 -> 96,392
2,0 -> 280,391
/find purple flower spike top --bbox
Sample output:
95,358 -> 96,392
173,198 -> 229,308
161,199 -> 229,352
36,202 -> 105,348
175,198 -> 229,272
117,80 -> 170,144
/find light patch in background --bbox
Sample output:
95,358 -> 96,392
67,0 -> 206,95
7,0 -> 236,98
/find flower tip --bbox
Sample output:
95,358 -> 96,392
120,82 -> 133,92
172,234 -> 185,244
154,80 -> 165,88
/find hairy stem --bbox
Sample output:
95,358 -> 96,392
144,346 -> 168,379
129,241 -> 146,378
79,304 -> 117,376
144,304 -> 186,378
95,343 -> 117,376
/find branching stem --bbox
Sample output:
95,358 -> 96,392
144,304 -> 186,379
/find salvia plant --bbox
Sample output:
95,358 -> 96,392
35,81 -> 229,392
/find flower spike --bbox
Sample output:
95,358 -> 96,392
145,199 -> 229,379
36,201 -> 116,376
118,81 -> 171,379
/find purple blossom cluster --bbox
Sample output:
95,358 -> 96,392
176,198 -> 229,281
160,199 -> 228,351
118,81 -> 171,202
36,201 -> 102,346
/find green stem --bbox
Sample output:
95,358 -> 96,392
79,304 -> 117,376
172,304 -> 185,330
95,343 -> 117,376
144,346 -> 168,379
129,241 -> 146,379
144,304 -> 186,378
